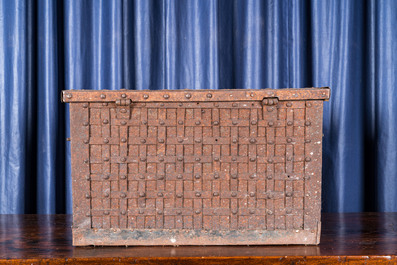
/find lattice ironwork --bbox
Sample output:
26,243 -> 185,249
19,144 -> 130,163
64,88 -> 329,246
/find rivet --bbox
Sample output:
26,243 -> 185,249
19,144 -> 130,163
104,211 -> 109,215
213,121 -> 219,125
120,108 -> 127,113
103,138 -> 109,144
139,209 -> 144,214
305,157 -> 312,162
121,138 -> 127,143
121,210 -> 126,215
214,103 -> 219,107
213,192 -> 219,196
304,175 -> 311,180
84,159 -> 89,163
140,157 -> 146,162
232,120 -> 238,125
177,156 -> 183,161
286,209 -> 292,214
286,192 -> 293,197
139,192 -> 145,197
82,103 -> 88,108
163,94 -> 170,99
159,120 -> 165,125
83,139 -> 89,144
157,138 -> 164,144
267,210 -> 273,215
287,157 -> 292,161
250,174 -> 257,179
287,121 -> 293,126
157,192 -> 163,197
104,192 -> 109,198
267,175 -> 273,180
250,192 -> 255,197
305,121 -> 311,126
286,102 -> 292,107
195,138 -> 201,143
143,94 -> 149,99
195,192 -> 201,197
249,209 -> 255,214
142,120 -> 147,125
66,94 -> 72,99
139,175 -> 145,179
85,175 -> 91,180
177,138 -> 183,143
195,157 -> 201,162
102,102 -> 108,106
195,121 -> 201,125
232,209 -> 238,215
214,173 -> 219,179
156,210 -> 163,215
178,120 -> 184,125
120,193 -> 127,198
251,120 -> 257,125
214,157 -> 219,161
121,93 -> 126,98
232,157 -> 237,161
267,158 -> 274,163
307,102 -> 312,107
250,157 -> 256,162
103,175 -> 110,180
305,139 -> 311,143
195,210 -> 201,214
268,140 -> 274,145
83,122 -> 89,126
267,194 -> 273,199
159,157 -> 164,162
177,174 -> 183,179
232,103 -> 238,107
121,157 -> 127,162
185,93 -> 191,99
178,103 -> 183,107
120,175 -> 127,180
140,139 -> 146,143
121,121 -> 127,125
250,138 -> 256,144
176,193 -> 183,198
231,192 -> 237,197
177,210 -> 182,215
100,94 -> 106,99
231,174 -> 238,179
103,119 -> 109,124
267,107 -> 274,112
158,176 -> 164,180
232,138 -> 237,143
287,138 -> 292,143
268,121 -> 274,127
195,174 -> 201,179
207,93 -> 212,98
86,213 -> 91,217
85,193 -> 90,198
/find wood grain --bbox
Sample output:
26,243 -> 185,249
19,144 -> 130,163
0,213 -> 396,264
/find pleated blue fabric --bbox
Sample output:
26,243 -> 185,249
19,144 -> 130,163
0,0 -> 396,213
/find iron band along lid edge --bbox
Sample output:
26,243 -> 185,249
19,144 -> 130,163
61,87 -> 330,103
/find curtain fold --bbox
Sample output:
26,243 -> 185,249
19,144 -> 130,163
0,0 -> 396,213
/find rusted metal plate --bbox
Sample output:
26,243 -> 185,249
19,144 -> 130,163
63,88 -> 330,246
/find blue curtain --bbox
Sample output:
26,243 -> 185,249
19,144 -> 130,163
0,0 -> 396,214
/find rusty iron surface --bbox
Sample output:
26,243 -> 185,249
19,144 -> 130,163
63,88 -> 330,246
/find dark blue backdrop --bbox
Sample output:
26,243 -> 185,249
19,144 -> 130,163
0,0 -> 396,214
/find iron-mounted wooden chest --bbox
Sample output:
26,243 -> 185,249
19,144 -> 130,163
62,88 -> 330,246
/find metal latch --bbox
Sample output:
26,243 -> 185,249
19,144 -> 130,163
115,99 -> 132,106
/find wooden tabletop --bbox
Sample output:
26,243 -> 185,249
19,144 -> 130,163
0,213 -> 396,264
